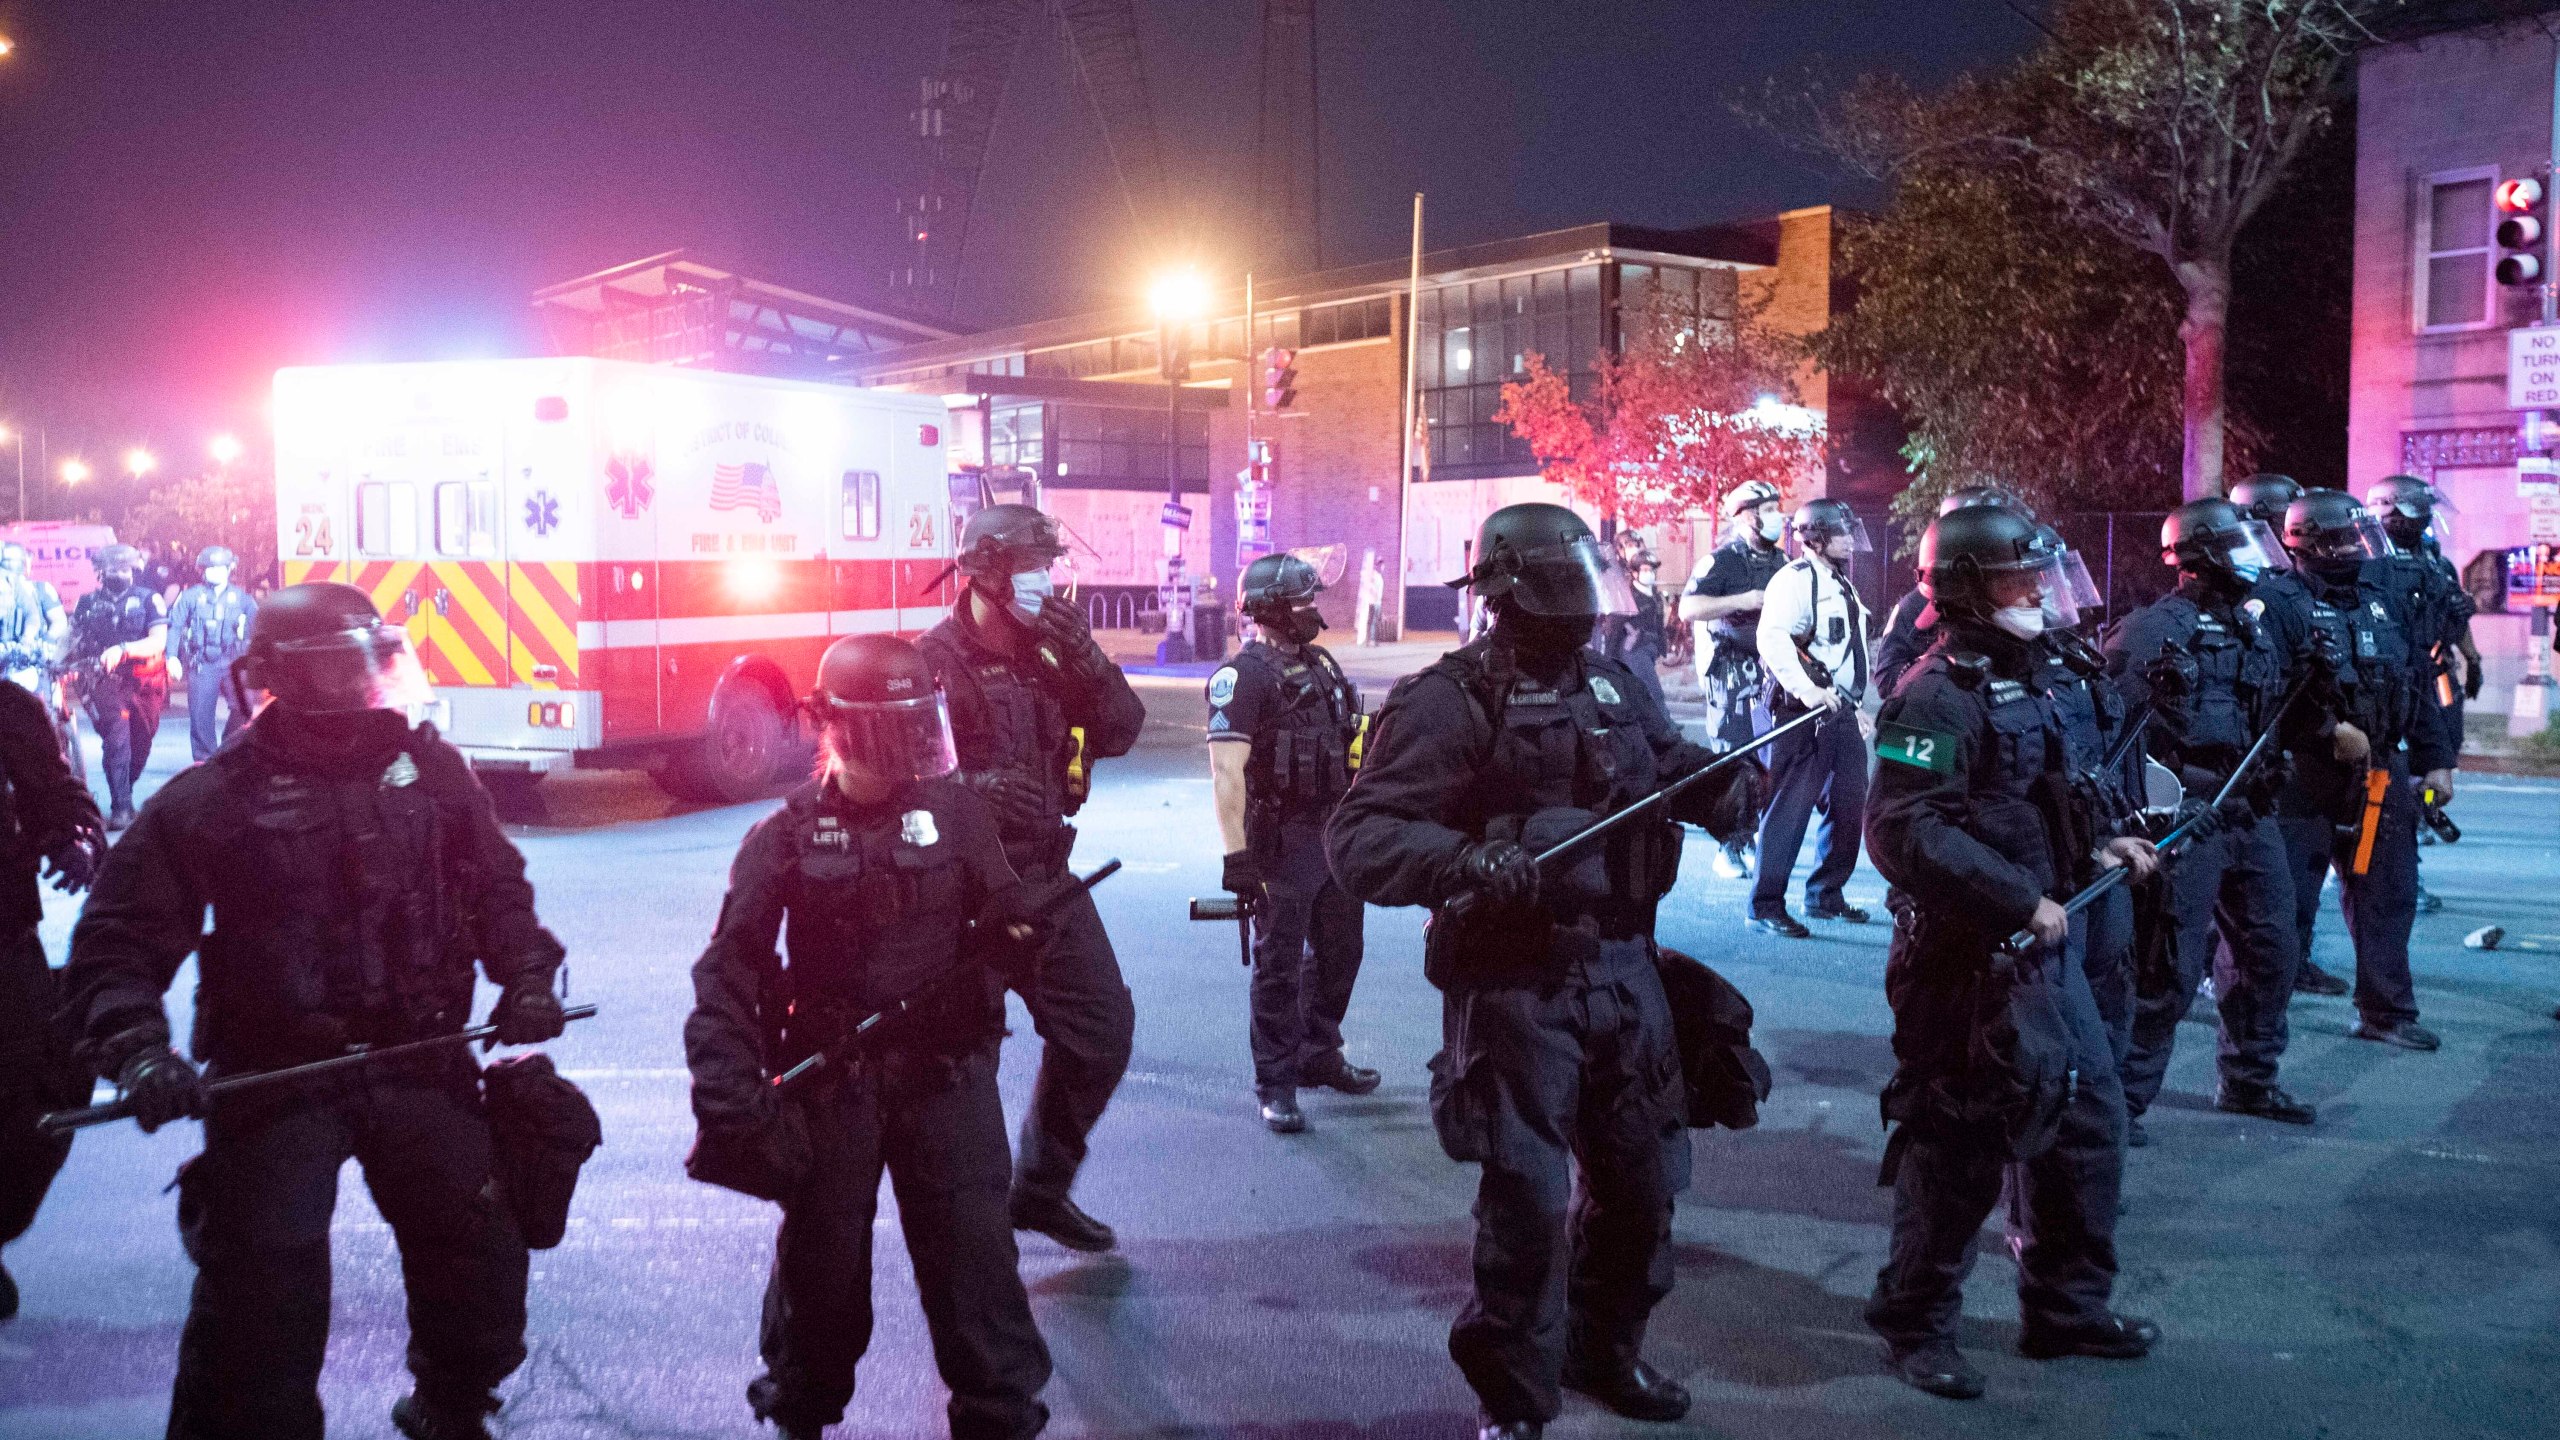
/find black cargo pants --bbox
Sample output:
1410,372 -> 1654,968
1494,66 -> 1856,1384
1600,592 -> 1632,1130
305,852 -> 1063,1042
2124,814 -> 2300,1111
166,1064 -> 527,1440
758,1047 -> 1050,1439
2279,753 -> 2422,1026
87,670 -> 165,814
0,933 -> 77,1252
1428,937 -> 1689,1425
1010,840 -> 1135,1205
1867,940 -> 2125,1351
1248,817 -> 1366,1095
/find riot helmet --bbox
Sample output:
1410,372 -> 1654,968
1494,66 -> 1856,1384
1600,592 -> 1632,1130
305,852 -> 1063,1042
238,583 -> 428,713
2032,524 -> 2102,629
1938,484 -> 2030,518
1238,548 -> 1332,646
2282,489 -> 2389,581
2364,474 -> 2454,553
1789,498 -> 1871,560
953,503 -> 1069,622
1917,505 -> 2071,632
1724,480 -> 1786,547
809,633 -> 958,787
93,543 -> 142,594
2160,498 -> 2287,590
1451,503 -> 1636,620
197,544 -> 238,587
2227,473 -> 2303,527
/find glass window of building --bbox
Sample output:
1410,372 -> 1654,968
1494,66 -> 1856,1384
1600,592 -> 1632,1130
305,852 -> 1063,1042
2421,170 -> 2496,331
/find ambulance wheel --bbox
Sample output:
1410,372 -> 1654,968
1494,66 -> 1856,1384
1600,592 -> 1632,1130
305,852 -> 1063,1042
673,686 -> 787,804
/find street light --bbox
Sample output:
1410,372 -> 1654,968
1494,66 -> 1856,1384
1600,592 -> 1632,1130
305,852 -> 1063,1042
0,425 -> 21,522
125,447 -> 156,478
209,433 -> 243,466
1144,266 -> 1213,663
0,34 -> 16,59
61,458 -> 90,486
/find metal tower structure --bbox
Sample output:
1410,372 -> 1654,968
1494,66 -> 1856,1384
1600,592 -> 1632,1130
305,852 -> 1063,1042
1252,0 -> 1321,279
892,0 -> 1171,316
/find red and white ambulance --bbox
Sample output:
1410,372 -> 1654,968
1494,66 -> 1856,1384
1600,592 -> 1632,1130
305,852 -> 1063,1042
274,358 -> 958,802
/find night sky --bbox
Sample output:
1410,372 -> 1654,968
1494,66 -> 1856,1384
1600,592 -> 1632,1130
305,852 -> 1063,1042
0,0 -> 2032,476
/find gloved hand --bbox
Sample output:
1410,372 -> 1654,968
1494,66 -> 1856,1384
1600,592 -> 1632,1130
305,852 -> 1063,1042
2214,793 -> 2257,832
1451,839 -> 1539,908
1668,756 -> 1767,844
117,1046 -> 206,1133
487,981 -> 568,1049
1519,808 -> 1606,903
43,822 -> 105,894
1034,596 -> 1116,686
962,767 -> 1050,832
1221,849 -> 1268,914
974,875 -> 1075,986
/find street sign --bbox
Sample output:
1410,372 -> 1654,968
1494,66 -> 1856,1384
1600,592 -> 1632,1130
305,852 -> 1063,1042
2511,325 -> 2560,409
1160,501 -> 1193,531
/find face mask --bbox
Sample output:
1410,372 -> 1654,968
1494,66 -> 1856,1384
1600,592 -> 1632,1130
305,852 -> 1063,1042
101,572 -> 133,594
1991,602 -> 2046,640
1495,606 -> 1597,660
1273,604 -> 1325,645
203,567 -> 232,589
1008,569 -> 1053,621
1758,511 -> 1786,543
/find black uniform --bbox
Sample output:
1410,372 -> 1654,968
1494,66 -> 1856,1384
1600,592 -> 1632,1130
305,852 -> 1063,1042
1206,640 -> 1367,1096
67,581 -> 168,815
686,779 -> 1051,1439
60,708 -> 563,1439
2037,633 -> 2142,1066
1685,536 -> 1785,751
167,581 -> 258,761
916,605 -> 1146,1208
1863,621 -> 2129,1353
1327,638 -> 1739,1426
0,681 -> 103,1302
2104,583 -> 2302,1111
1873,589 -> 1934,702
2276,566 -> 2456,1028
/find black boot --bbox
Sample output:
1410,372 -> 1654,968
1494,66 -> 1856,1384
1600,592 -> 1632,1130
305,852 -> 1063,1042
1887,1339 -> 1985,1399
1010,1190 -> 1117,1252
2293,962 -> 2350,997
2216,1083 -> 2315,1125
1308,1062 -> 1382,1096
1560,1357 -> 1690,1421
0,1257 -> 17,1321
1259,1090 -> 1306,1134
2018,1312 -> 2159,1360
1476,1419 -> 1543,1439
746,1375 -> 826,1439
390,1393 -> 497,1440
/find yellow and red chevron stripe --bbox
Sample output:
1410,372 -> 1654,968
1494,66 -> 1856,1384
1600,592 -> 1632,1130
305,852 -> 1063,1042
282,559 -> 582,690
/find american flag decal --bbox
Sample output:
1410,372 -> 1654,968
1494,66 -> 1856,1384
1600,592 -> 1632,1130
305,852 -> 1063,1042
709,462 -> 781,523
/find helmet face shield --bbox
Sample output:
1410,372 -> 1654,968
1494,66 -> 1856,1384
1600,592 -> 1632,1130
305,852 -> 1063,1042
1499,535 -> 1639,618
820,692 -> 960,785
1289,543 -> 1348,590
1789,514 -> 1873,557
2043,549 -> 2100,627
2224,519 -> 2291,578
268,623 -> 430,713
2294,511 -> 2389,564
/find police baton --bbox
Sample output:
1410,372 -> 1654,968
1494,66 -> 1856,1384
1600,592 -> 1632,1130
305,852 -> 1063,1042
40,1005 -> 600,1137
769,859 -> 1121,1092
1444,703 -> 1824,922
1998,673 -> 2305,957
1188,893 -> 1255,966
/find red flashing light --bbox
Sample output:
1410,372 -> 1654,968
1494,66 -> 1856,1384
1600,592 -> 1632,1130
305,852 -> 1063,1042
2497,178 -> 2545,213
533,396 -> 569,422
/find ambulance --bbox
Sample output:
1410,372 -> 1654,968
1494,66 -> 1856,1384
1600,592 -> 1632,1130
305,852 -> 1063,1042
273,358 -> 958,803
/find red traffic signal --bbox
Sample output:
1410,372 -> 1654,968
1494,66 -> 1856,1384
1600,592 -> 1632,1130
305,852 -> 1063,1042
1261,346 -> 1298,412
2495,177 -> 2545,287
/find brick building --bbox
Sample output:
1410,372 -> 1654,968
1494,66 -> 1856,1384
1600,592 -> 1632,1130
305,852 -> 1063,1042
844,209 -> 1880,642
2349,6 -> 2560,711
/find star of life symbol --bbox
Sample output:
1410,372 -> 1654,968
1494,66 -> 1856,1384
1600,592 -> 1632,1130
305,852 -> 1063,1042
606,454 -> 655,519
524,491 -> 561,536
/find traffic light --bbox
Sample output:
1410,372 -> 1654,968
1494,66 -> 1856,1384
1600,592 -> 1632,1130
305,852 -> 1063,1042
2495,177 -> 2545,287
1261,346 -> 1298,412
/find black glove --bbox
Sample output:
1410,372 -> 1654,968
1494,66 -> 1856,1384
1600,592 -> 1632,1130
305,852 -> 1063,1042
1519,808 -> 1606,902
487,981 -> 568,1049
1452,839 -> 1539,908
2214,793 -> 2257,832
962,767 -> 1050,832
117,1046 -> 206,1133
42,822 -> 105,894
2176,798 -> 2223,842
1034,596 -> 1116,686
1669,756 -> 1767,844
974,875 -> 1076,986
2464,659 -> 2484,701
1221,849 -> 1268,913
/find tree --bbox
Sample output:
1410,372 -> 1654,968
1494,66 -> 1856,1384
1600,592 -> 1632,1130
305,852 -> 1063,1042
124,466 -> 277,588
1493,301 -> 1827,529
1818,0 -> 2374,500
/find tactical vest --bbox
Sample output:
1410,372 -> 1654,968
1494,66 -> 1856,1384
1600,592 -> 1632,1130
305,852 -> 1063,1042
1234,641 -> 1359,825
2041,638 -> 2136,837
1919,652 -> 2076,904
2154,594 -> 2278,765
176,585 -> 252,664
195,739 -> 480,1065
1706,541 -> 1785,647
919,620 -> 1080,845
778,793 -> 991,1062
2305,583 -> 2411,747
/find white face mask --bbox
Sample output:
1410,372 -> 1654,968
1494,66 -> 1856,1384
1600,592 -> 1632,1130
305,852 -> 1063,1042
1757,510 -> 1786,542
203,567 -> 232,589
1992,602 -> 2046,640
1009,569 -> 1054,621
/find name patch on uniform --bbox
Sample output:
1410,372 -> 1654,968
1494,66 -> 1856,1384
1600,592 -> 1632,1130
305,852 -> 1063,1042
1207,666 -> 1239,707
1589,676 -> 1622,706
1876,721 -> 1956,774
901,809 -> 940,848
1987,680 -> 2029,707
812,816 -> 851,851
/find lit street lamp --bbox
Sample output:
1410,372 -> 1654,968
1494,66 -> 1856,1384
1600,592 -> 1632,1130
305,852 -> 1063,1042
209,433 -> 243,467
61,458 -> 90,486
0,34 -> 16,59
125,447 -> 157,479
1145,266 -> 1212,663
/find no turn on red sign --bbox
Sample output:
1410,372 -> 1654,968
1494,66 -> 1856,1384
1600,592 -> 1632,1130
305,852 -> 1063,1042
2512,325 -> 2560,409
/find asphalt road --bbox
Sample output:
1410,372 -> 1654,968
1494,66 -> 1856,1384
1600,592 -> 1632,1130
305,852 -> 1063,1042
5,682 -> 2558,1440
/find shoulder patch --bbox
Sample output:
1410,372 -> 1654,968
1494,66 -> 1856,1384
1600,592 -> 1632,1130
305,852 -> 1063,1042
1876,720 -> 1957,775
1207,666 -> 1239,707
900,809 -> 939,848
1589,675 -> 1622,706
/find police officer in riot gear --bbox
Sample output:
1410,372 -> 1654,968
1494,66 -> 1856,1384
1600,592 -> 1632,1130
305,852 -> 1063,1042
2275,491 -> 2458,1051
1864,506 -> 2159,1400
0,662 -> 105,1321
67,543 -> 169,828
2365,475 -> 2476,912
1208,550 -> 1376,1134
1328,502 -> 1765,1439
1874,486 -> 2031,702
1680,480 -> 1787,877
687,633 -> 1053,1440
0,541 -> 63,693
917,503 -> 1147,1253
60,582 -> 569,1440
166,544 -> 260,760
1749,496 -> 1874,936
2105,500 -> 2316,1134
